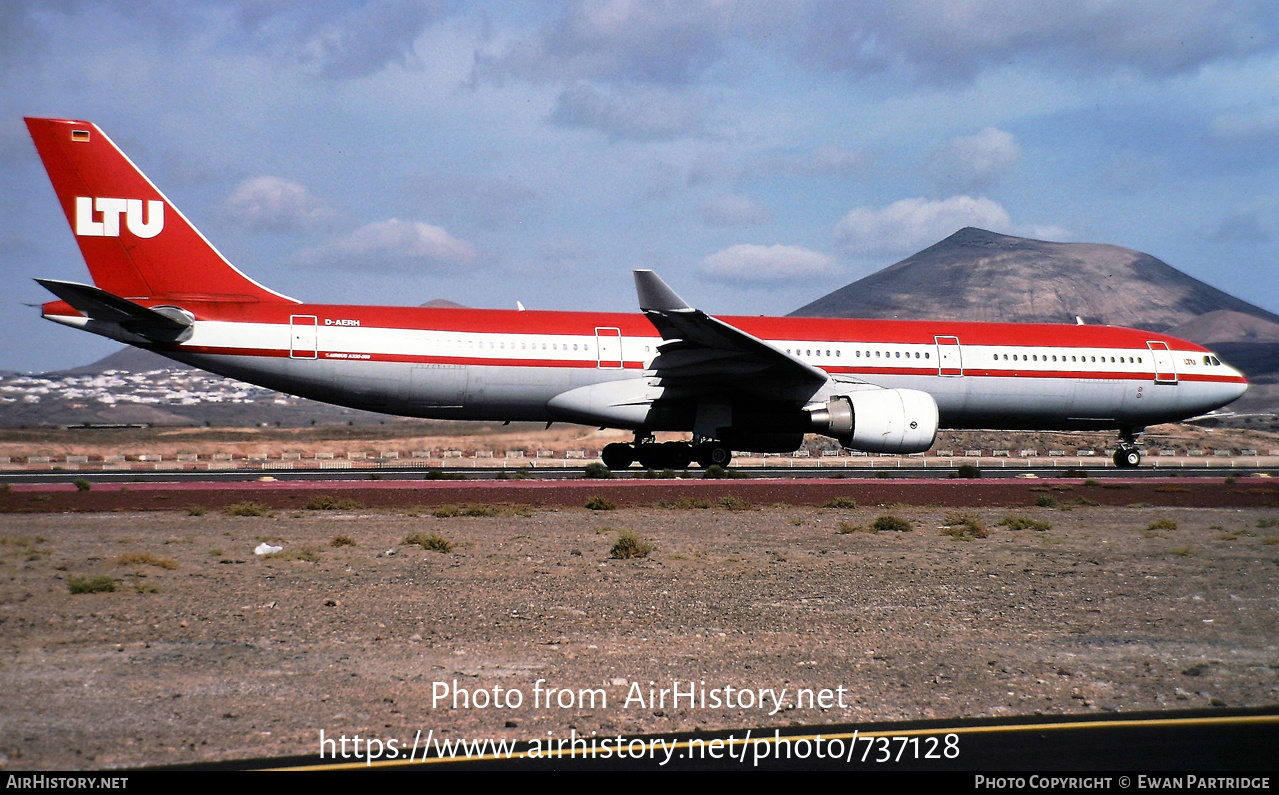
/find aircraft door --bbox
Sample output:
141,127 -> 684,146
290,315 -> 317,359
935,336 -> 962,376
596,327 -> 622,369
1146,341 -> 1177,384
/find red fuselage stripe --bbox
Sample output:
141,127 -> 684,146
49,299 -> 1217,352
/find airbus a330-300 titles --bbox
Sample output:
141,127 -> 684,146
26,118 -> 1248,469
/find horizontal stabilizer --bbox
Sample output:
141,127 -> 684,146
37,278 -> 193,342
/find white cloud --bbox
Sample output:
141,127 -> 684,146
697,194 -> 772,227
550,82 -> 707,140
294,219 -> 476,271
221,176 -> 341,233
926,127 -> 1020,193
699,243 -> 835,285
474,0 -> 735,86
786,0 -> 1275,80
833,196 -> 1013,257
303,0 -> 440,79
475,0 -> 1275,92
224,0 -> 443,79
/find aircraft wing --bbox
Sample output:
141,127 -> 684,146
634,270 -> 829,400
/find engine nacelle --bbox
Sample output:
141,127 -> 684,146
808,389 -> 939,454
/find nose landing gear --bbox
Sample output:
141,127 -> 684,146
1113,428 -> 1144,468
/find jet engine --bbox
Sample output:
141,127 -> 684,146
808,388 -> 939,454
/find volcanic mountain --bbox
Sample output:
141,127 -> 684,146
792,227 -> 1279,331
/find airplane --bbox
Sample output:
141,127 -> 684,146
24,117 -> 1249,470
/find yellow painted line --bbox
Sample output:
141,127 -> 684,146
266,713 -> 1279,771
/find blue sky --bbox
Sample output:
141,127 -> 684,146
3,1 -> 1278,372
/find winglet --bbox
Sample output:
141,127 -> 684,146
634,270 -> 691,312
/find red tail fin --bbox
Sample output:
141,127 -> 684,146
26,118 -> 295,304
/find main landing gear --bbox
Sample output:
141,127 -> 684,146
601,435 -> 733,470
1113,428 -> 1144,469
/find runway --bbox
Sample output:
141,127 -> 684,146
2,463 -> 1278,486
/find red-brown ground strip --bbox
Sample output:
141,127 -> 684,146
3,476 -> 1277,512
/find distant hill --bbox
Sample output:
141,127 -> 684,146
793,227 -> 1279,331
52,347 -> 191,377
1165,310 -> 1279,345
420,299 -> 468,308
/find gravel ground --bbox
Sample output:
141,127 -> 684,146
1,500 -> 1277,770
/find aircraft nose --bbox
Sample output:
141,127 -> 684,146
1220,368 -> 1249,405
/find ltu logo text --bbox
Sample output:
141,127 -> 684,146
75,196 -> 163,238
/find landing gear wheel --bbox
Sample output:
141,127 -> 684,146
663,441 -> 693,470
601,443 -> 634,470
637,443 -> 665,471
696,442 -> 732,469
1113,447 -> 1142,468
